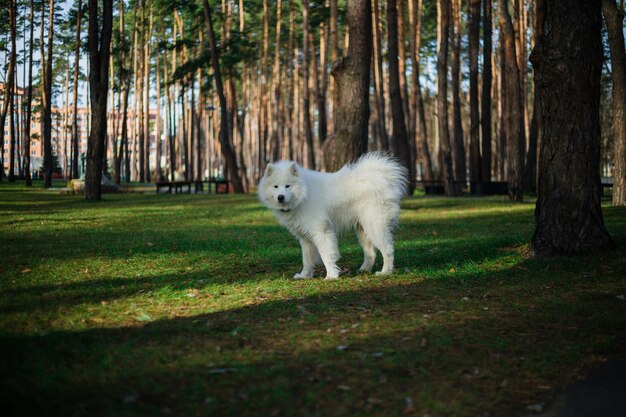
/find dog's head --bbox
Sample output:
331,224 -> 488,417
258,161 -> 307,212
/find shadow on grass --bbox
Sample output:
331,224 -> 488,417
1,259 -> 626,417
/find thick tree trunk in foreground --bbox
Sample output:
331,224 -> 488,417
84,0 -> 113,200
387,0 -> 414,192
602,0 -> 626,206
322,0 -> 371,172
530,0 -> 613,255
202,0 -> 244,192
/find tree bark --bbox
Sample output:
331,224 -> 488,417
437,0 -> 457,196
526,0 -> 544,192
84,0 -> 113,200
468,0 -> 481,182
601,0 -> 626,206
409,0 -> 434,182
24,0 -> 35,186
498,0 -> 525,202
372,0 -> 388,150
450,0 -> 466,186
42,0 -> 54,187
71,0 -> 82,180
0,0 -> 17,182
202,0 -> 244,192
322,0 -> 372,172
530,0 -> 614,255
481,0 -> 493,181
388,0 -> 414,192
302,0 -> 316,169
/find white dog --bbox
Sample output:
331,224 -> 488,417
257,152 -> 408,280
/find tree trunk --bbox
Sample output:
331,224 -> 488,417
450,0 -> 466,186
71,0 -> 82,180
269,0 -> 282,161
202,0 -> 244,192
601,0 -> 626,206
302,0 -> 316,169
468,0 -> 481,182
24,0 -> 35,186
322,0 -> 372,172
409,0 -> 434,182
482,0 -> 493,181
0,0 -> 17,182
498,0 -> 525,202
437,0 -> 457,196
387,0 -> 414,192
526,0 -> 544,192
42,0 -> 54,187
84,0 -> 113,200
372,0 -> 388,150
530,0 -> 613,255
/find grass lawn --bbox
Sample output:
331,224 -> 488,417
1,182 -> 625,417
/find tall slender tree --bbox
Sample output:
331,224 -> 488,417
481,0 -> 493,181
42,0 -> 55,187
71,0 -> 82,180
468,0 -> 481,182
437,0 -> 457,196
387,0 -> 413,192
498,0 -> 524,202
450,0 -> 466,186
530,0 -> 613,254
0,0 -> 17,182
202,0 -> 244,192
409,0 -> 434,182
601,0 -> 626,206
24,0 -> 35,186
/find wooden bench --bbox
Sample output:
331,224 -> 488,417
156,179 -> 231,194
156,181 -> 193,194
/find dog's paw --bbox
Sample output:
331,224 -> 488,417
375,270 -> 392,276
293,272 -> 313,280
323,275 -> 340,281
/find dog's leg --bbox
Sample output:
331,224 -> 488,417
364,222 -> 395,275
356,223 -> 376,273
293,238 -> 320,279
312,229 -> 341,280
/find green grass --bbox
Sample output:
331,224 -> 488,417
1,181 -> 625,417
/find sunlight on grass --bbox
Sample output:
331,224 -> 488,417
1,184 -> 625,417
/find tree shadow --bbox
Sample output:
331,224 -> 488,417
2,260 -> 625,417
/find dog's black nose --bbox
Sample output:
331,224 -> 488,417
277,194 -> 285,202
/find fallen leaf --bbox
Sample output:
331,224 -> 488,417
19,268 -> 32,274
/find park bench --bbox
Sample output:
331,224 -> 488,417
156,180 -> 193,194
155,178 -> 231,194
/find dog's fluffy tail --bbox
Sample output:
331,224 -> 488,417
340,152 -> 409,202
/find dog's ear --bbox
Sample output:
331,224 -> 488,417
264,163 -> 274,177
289,163 -> 298,176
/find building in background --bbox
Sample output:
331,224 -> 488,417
1,83 -> 159,180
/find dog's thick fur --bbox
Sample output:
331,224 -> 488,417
258,152 -> 408,280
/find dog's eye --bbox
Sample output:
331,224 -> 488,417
274,185 -> 278,189
285,185 -> 290,188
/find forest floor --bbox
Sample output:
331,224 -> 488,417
1,182 -> 625,417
